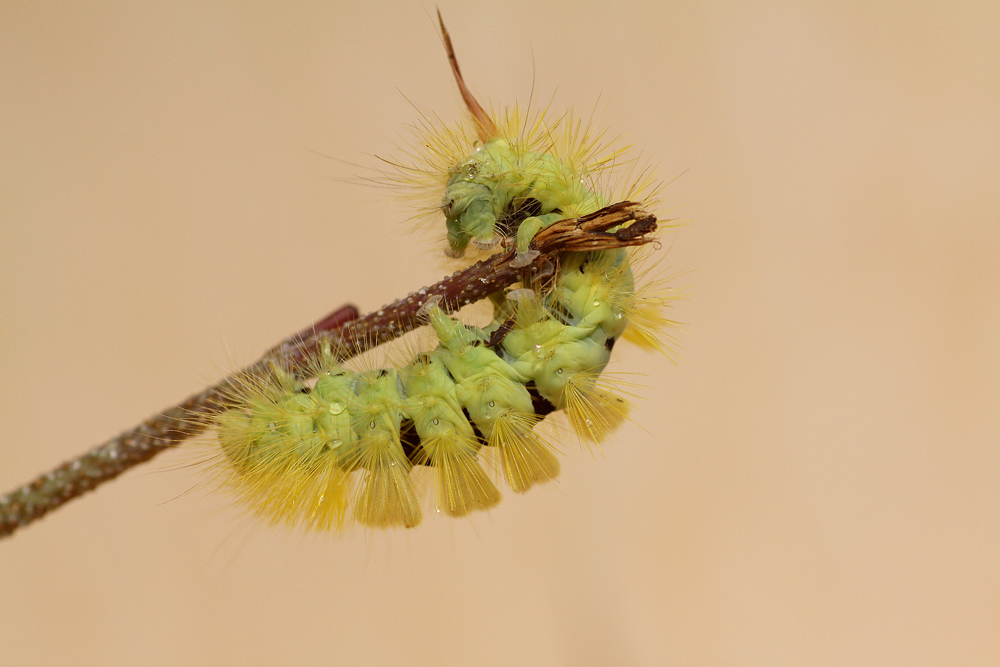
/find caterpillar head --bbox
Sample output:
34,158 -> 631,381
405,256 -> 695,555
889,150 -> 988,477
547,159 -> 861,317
440,134 -> 610,258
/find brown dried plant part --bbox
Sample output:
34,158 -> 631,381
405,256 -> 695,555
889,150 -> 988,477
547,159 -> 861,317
437,9 -> 497,142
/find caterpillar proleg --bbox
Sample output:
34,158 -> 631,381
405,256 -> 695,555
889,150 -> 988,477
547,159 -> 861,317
200,15 -> 680,532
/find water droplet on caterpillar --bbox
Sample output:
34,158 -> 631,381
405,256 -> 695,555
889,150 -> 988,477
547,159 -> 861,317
328,402 -> 345,415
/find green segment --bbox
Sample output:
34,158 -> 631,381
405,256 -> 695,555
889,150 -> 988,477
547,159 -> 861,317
401,354 -> 476,443
501,307 -> 611,409
313,370 -> 359,454
426,305 -> 536,438
350,370 -> 405,461
554,250 -> 634,339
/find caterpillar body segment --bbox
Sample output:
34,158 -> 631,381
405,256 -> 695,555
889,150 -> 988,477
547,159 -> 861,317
553,249 -> 635,340
499,294 -> 611,408
345,369 -> 422,528
401,352 -> 502,516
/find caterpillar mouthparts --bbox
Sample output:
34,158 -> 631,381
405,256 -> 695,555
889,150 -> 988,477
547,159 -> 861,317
204,14 -> 681,533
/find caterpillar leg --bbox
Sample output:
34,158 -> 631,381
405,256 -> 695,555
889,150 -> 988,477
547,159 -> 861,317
510,212 -> 564,267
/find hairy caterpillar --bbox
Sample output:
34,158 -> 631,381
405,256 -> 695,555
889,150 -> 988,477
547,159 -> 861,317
205,16 -> 678,532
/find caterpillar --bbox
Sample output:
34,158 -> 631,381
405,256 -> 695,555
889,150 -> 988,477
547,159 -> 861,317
204,15 -> 678,532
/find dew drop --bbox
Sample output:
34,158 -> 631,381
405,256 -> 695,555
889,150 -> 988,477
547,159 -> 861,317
488,400 -> 495,408
369,421 -> 376,430
328,402 -> 345,415
432,418 -> 440,426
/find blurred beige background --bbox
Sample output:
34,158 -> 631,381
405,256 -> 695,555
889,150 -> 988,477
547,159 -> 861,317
2,2 -> 998,665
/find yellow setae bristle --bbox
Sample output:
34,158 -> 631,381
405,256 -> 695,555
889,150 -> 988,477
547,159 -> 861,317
348,439 -> 422,529
619,246 -> 686,360
419,434 -> 501,517
563,372 -> 632,444
488,411 -> 560,493
294,462 -> 351,532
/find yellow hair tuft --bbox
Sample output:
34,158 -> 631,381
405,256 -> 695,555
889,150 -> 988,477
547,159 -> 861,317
416,433 -> 501,517
488,410 -> 560,493
563,371 -> 633,444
